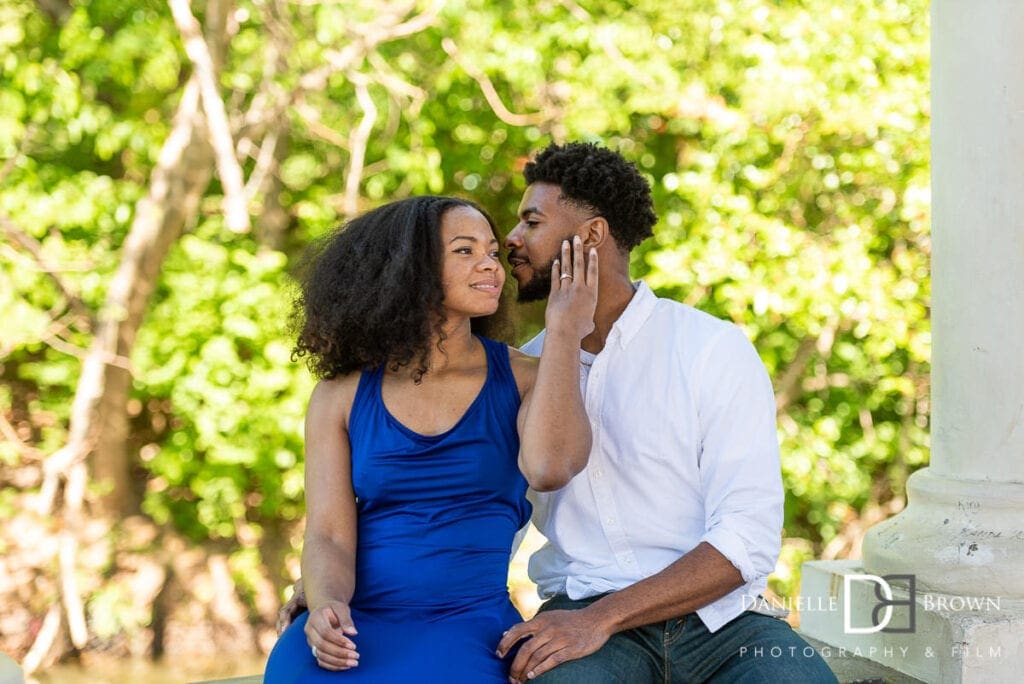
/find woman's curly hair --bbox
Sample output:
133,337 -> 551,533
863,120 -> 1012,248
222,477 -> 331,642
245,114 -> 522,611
524,142 -> 657,251
292,196 -> 513,380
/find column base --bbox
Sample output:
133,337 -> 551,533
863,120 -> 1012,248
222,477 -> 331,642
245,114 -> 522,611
862,467 -> 1024,597
799,559 -> 1024,683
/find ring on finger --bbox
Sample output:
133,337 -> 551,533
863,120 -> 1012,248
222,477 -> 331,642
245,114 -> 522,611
559,273 -> 573,281
311,645 -> 319,659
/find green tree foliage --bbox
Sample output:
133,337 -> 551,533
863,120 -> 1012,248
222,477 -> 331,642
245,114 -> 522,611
1,0 -> 928,663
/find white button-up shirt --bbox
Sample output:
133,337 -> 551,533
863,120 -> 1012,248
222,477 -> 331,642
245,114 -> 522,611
520,282 -> 783,633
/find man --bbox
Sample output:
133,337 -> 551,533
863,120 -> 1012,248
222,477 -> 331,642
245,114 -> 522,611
281,142 -> 835,683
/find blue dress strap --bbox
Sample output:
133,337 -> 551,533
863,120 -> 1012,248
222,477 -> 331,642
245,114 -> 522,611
348,362 -> 384,438
478,336 -> 521,416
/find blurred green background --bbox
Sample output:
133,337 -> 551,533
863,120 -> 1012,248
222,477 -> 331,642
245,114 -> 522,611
0,0 -> 929,677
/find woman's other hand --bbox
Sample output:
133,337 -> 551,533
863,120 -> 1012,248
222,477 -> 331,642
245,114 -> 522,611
304,599 -> 360,670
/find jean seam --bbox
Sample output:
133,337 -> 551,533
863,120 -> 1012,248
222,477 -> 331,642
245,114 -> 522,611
663,614 -> 688,646
663,614 -> 688,683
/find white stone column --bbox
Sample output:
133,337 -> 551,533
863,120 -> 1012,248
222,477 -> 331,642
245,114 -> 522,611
861,0 -> 1024,600
800,3 -> 1024,682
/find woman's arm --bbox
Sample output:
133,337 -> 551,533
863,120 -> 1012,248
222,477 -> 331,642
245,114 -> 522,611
301,376 -> 360,671
515,237 -> 597,491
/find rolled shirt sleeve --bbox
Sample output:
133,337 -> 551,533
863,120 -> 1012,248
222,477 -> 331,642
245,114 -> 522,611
695,326 -> 784,590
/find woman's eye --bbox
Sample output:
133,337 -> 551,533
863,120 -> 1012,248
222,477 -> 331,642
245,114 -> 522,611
490,251 -> 501,258
453,248 -> 472,254
525,220 -> 539,228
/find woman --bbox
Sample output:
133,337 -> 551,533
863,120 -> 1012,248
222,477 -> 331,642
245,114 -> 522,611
264,196 -> 597,682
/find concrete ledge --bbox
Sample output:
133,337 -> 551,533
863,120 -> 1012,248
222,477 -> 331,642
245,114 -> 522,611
188,639 -> 924,684
800,559 -> 1024,683
801,634 -> 923,684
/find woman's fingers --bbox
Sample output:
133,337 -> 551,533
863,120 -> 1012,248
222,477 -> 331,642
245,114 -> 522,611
550,237 -> 597,295
549,257 -> 561,295
572,236 -> 584,282
314,648 -> 359,671
305,606 -> 360,671
310,637 -> 360,670
306,606 -> 358,650
561,239 -> 572,281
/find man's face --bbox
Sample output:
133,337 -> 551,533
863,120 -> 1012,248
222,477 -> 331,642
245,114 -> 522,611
505,182 -> 593,303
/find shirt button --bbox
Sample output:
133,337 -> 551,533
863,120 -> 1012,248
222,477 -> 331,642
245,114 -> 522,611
606,517 -> 615,524
593,469 -> 603,478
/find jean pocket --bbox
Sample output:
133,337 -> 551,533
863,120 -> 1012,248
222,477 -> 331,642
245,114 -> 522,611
664,614 -> 690,645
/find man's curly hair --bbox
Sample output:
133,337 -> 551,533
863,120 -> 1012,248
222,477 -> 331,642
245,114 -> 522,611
292,196 -> 512,381
524,142 -> 657,252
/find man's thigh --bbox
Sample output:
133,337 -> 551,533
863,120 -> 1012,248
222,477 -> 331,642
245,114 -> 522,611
530,595 -> 660,684
530,629 -> 660,684
673,612 -> 837,684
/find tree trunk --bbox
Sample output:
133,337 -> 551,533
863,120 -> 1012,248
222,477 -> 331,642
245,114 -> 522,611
87,76 -> 214,516
254,129 -> 291,250
54,0 -> 234,518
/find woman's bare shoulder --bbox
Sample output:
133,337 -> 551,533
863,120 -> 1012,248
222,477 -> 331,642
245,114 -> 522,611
307,372 -> 363,420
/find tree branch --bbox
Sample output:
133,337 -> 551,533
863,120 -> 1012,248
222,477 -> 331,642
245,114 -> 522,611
60,523 -> 88,648
293,100 -> 350,149
297,0 -> 442,93
0,216 -> 93,324
774,322 -> 838,413
242,128 -> 280,201
367,51 -> 427,101
32,0 -> 70,23
0,412 -> 45,461
168,0 -> 250,233
21,603 -> 61,675
557,0 -> 656,88
774,337 -> 818,414
441,38 -> 547,127
342,74 -> 378,218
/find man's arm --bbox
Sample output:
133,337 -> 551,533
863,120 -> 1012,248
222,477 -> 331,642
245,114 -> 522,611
499,325 -> 783,681
498,542 -> 742,681
276,577 -> 307,634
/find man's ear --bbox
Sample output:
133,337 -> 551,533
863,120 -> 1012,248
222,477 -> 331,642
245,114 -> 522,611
582,216 -> 610,249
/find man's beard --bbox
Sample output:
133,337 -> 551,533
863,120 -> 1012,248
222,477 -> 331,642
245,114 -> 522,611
515,256 -> 556,303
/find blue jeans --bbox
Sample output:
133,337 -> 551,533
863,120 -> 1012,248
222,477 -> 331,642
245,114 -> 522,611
532,594 -> 837,683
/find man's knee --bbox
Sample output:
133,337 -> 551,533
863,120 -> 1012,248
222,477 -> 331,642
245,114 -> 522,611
717,615 -> 837,683
530,657 -> 605,684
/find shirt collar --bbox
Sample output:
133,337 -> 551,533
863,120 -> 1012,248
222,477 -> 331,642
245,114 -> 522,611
609,281 -> 657,349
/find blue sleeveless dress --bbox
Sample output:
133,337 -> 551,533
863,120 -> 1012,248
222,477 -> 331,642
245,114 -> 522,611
265,336 -> 531,683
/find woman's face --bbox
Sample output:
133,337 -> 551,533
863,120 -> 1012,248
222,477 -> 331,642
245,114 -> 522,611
439,205 -> 505,319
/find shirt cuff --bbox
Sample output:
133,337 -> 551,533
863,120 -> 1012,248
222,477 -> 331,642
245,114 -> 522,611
700,526 -> 757,584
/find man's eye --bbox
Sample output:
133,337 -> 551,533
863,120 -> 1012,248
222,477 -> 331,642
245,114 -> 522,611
525,220 -> 539,228
490,251 -> 501,258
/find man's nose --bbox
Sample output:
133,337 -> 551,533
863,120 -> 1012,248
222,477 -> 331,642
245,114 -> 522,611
505,225 -> 522,248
